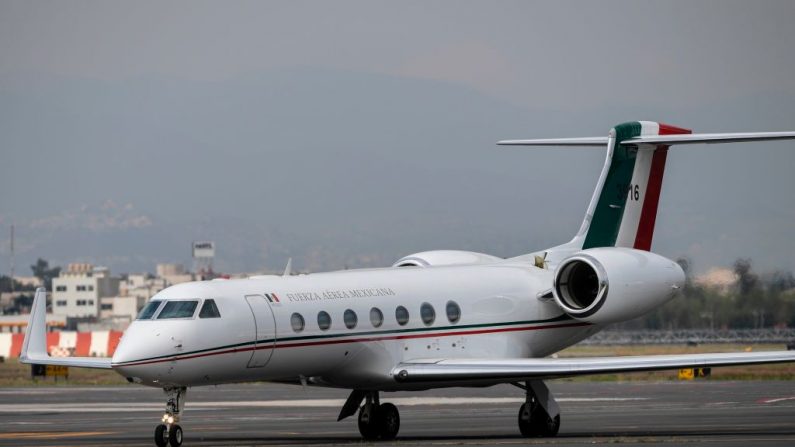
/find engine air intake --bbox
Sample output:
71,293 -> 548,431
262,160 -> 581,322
554,257 -> 606,314
556,260 -> 599,310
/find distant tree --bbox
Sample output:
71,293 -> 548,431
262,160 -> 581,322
0,275 -> 35,293
30,258 -> 61,291
767,271 -> 795,293
733,258 -> 759,296
13,294 -> 33,310
0,275 -> 13,293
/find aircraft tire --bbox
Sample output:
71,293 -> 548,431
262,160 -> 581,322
154,424 -> 168,447
517,402 -> 560,437
518,402 -> 533,437
168,424 -> 183,447
358,405 -> 380,440
537,413 -> 561,437
378,403 -> 400,440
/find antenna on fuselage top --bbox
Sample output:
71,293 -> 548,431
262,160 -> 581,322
283,258 -> 292,276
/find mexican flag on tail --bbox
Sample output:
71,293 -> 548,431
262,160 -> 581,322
582,121 -> 691,251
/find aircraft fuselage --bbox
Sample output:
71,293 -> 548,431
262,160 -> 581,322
112,261 -> 597,390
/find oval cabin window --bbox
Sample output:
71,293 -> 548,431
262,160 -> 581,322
317,311 -> 332,331
395,306 -> 409,326
344,309 -> 358,329
420,302 -> 435,326
291,313 -> 305,332
446,301 -> 461,324
370,308 -> 384,328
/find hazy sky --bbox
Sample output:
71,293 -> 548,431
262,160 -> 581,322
1,1 -> 794,275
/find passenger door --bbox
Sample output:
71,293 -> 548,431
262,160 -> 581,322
244,294 -> 276,368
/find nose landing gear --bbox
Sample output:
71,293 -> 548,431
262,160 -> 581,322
154,387 -> 187,447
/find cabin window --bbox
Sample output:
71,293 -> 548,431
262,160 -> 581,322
291,313 -> 305,332
395,306 -> 409,326
370,307 -> 384,328
344,309 -> 358,329
199,299 -> 221,318
156,300 -> 198,319
317,311 -> 332,331
420,302 -> 435,326
446,300 -> 461,323
137,300 -> 162,320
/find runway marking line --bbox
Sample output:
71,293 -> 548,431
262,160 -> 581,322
0,396 -> 650,413
759,396 -> 795,404
0,431 -> 115,440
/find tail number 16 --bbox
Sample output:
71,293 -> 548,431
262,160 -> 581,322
617,184 -> 640,201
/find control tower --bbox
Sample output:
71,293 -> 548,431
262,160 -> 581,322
192,241 -> 215,280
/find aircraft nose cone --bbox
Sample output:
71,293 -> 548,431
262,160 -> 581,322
111,323 -> 153,382
111,331 -> 133,366
112,320 -> 156,365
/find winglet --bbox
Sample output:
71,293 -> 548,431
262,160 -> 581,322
20,287 -> 48,364
283,258 -> 293,277
20,287 -> 113,369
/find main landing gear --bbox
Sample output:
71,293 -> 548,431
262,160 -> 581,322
154,387 -> 186,447
338,390 -> 400,440
338,383 -> 557,440
515,380 -> 560,437
358,392 -> 400,440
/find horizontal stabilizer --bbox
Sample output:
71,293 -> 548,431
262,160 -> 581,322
622,131 -> 795,146
498,137 -> 608,147
393,350 -> 795,383
498,131 -> 795,148
20,288 -> 113,369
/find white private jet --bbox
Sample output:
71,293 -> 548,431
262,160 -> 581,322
21,121 -> 795,446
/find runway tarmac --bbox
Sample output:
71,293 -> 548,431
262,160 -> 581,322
0,381 -> 793,446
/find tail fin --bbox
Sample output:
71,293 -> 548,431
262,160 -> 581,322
581,121 -> 690,250
499,122 -> 795,252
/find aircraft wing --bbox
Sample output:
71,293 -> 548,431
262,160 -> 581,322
392,351 -> 795,383
19,288 -> 113,369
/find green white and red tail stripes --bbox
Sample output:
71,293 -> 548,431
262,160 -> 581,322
581,121 -> 691,251
500,123 -> 795,256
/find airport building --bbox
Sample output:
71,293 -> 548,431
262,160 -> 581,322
47,262 -> 195,329
99,295 -> 144,325
51,264 -> 121,318
156,263 -> 193,286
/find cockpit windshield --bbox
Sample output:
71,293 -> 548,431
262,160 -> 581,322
137,300 -> 162,320
156,300 -> 199,319
199,299 -> 221,318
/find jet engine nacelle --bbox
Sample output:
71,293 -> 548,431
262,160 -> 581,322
552,247 -> 685,325
393,250 -> 501,268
